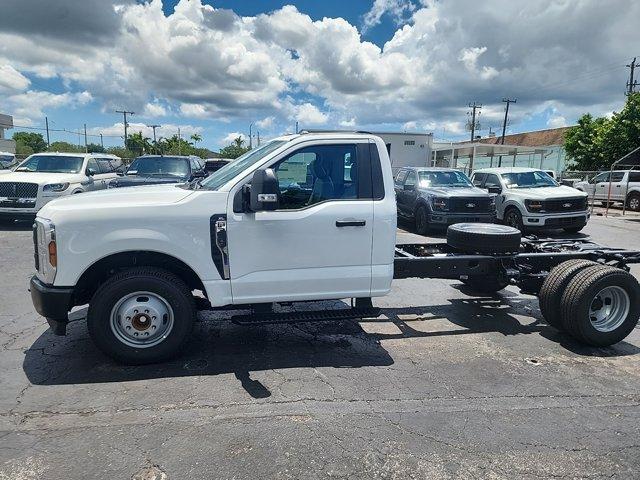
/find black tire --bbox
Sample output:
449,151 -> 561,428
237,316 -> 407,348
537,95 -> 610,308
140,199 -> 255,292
627,193 -> 640,212
447,223 -> 521,254
560,265 -> 640,346
563,226 -> 584,234
462,275 -> 509,294
87,267 -> 196,364
539,259 -> 599,329
503,207 -> 523,231
415,205 -> 429,235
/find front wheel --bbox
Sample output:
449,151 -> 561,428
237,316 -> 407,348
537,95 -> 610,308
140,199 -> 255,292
415,205 -> 430,235
87,267 -> 196,364
503,208 -> 523,231
627,193 -> 640,212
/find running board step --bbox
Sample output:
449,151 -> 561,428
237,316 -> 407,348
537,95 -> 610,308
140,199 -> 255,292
231,307 -> 381,326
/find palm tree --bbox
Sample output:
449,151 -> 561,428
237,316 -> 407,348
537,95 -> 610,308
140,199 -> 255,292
126,132 -> 152,155
190,133 -> 202,146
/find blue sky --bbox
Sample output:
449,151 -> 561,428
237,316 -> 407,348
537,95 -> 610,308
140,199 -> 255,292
1,0 -> 637,151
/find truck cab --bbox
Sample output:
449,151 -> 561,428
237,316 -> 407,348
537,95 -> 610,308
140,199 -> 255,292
574,170 -> 640,211
30,133 -> 397,362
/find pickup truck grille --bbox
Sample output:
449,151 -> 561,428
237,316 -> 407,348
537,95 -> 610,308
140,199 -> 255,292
543,197 -> 587,213
448,197 -> 493,212
0,182 -> 39,199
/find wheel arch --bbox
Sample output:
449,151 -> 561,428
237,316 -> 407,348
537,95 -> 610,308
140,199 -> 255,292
73,250 -> 206,306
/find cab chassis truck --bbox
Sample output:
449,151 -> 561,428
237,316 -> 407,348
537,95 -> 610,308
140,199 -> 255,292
29,133 -> 640,364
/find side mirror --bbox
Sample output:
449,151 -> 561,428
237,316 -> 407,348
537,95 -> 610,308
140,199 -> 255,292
86,168 -> 97,176
192,170 -> 206,178
404,183 -> 415,191
249,168 -> 279,211
487,185 -> 502,194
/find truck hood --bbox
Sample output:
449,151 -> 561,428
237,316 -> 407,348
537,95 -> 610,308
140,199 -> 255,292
505,185 -> 587,199
418,186 -> 489,198
39,184 -> 195,217
0,171 -> 85,185
109,175 -> 189,188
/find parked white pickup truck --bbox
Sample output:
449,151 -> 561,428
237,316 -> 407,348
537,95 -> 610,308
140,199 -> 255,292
30,133 -> 640,364
574,170 -> 640,211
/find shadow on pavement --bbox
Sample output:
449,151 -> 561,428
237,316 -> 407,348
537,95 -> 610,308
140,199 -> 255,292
0,220 -> 33,232
23,294 -> 639,393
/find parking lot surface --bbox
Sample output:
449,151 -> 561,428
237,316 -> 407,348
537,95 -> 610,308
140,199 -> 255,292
1,215 -> 639,479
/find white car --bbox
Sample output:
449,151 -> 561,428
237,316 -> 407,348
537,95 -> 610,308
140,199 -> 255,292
0,152 -> 123,222
574,170 -> 640,211
471,167 -> 589,233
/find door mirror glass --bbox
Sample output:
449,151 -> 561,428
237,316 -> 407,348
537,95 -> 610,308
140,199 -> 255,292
403,183 -> 415,191
250,168 -> 280,211
192,170 -> 206,178
86,168 -> 97,176
487,185 -> 502,194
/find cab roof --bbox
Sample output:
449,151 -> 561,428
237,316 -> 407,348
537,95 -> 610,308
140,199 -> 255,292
474,167 -> 543,174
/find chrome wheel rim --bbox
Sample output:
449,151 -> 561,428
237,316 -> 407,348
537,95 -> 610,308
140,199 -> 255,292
110,291 -> 174,348
589,286 -> 629,332
506,212 -> 519,228
630,198 -> 639,210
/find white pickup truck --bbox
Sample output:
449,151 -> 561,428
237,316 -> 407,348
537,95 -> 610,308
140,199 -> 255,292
30,133 -> 640,364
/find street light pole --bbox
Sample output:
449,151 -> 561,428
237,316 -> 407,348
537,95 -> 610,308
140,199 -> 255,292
249,122 -> 253,149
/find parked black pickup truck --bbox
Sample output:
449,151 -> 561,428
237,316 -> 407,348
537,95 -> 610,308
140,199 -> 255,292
107,155 -> 207,189
395,167 -> 496,234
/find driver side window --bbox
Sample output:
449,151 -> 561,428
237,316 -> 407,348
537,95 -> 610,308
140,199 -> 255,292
273,144 -> 358,210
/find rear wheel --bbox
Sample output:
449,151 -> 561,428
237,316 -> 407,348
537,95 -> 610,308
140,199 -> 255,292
87,267 -> 196,364
415,205 -> 430,235
503,207 -> 524,231
627,193 -> 640,212
539,259 -> 599,329
560,265 -> 640,346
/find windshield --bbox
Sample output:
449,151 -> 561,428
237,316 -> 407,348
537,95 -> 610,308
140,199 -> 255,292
418,170 -> 473,187
200,140 -> 287,190
127,157 -> 190,177
16,155 -> 84,173
501,171 -> 558,189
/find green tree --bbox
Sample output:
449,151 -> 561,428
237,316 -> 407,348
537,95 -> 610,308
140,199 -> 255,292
565,93 -> 640,170
47,141 -> 84,153
13,132 -> 47,154
106,146 -> 136,161
86,143 -> 105,153
219,136 -> 250,159
126,132 -> 152,155
190,133 -> 202,146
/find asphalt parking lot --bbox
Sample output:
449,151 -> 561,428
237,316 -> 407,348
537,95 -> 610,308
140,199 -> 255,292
1,213 -> 639,479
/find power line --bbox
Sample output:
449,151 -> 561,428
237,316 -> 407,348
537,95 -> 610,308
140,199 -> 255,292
498,98 -> 516,167
627,57 -> 638,95
468,102 -> 482,142
115,109 -> 134,147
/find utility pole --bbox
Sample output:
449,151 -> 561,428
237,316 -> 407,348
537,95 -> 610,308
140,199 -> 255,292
177,127 -> 181,155
295,121 -> 299,134
257,130 -> 261,147
626,57 -> 638,95
83,123 -> 88,153
149,124 -> 160,153
115,110 -> 134,148
468,102 -> 482,142
45,116 -> 50,147
100,133 -> 104,149
499,98 -> 516,167
249,122 -> 253,149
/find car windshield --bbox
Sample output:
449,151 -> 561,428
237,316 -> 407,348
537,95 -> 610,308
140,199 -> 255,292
199,140 -> 287,191
501,171 -> 558,188
127,157 -> 190,177
418,170 -> 473,187
15,155 -> 84,173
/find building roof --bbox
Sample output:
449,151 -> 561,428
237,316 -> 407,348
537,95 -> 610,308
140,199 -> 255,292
475,126 -> 573,147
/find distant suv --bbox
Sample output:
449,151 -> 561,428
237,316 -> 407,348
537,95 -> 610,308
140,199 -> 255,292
471,167 -> 589,233
574,170 -> 640,211
107,155 -> 207,189
0,152 -> 122,222
395,167 -> 496,234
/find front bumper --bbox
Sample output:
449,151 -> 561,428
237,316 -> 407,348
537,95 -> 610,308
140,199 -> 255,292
523,212 -> 590,229
30,276 -> 73,335
429,212 -> 496,224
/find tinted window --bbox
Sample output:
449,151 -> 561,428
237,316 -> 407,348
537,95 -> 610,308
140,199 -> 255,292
16,155 -> 84,174
404,171 -> 417,186
472,172 -> 486,187
97,159 -> 114,174
86,158 -> 99,174
418,170 -> 472,187
128,157 -> 190,177
110,159 -> 124,172
395,170 -> 408,186
629,172 -> 640,182
485,174 -> 501,188
592,172 -> 610,183
274,144 -> 358,209
501,171 -> 557,188
611,172 -> 625,182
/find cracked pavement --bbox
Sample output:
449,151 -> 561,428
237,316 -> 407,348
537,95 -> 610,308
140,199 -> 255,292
1,215 -> 639,479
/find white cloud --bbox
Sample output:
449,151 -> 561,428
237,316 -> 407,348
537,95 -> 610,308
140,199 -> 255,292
142,101 -> 167,117
292,103 -> 329,126
6,90 -> 92,120
340,117 -> 357,127
179,103 -> 209,118
220,132 -> 247,144
547,115 -> 568,128
88,122 -> 203,140
0,64 -> 30,92
362,0 -> 416,33
256,116 -> 275,129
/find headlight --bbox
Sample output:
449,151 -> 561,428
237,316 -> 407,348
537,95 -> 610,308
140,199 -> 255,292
34,218 -> 57,284
525,199 -> 545,212
43,183 -> 69,192
431,197 -> 448,211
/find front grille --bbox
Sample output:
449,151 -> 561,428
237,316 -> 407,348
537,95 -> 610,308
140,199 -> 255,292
543,197 -> 587,213
0,199 -> 36,208
0,182 -> 39,199
545,216 -> 587,226
448,197 -> 493,212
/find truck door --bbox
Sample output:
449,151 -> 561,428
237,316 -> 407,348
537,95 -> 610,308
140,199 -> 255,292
593,172 -> 611,200
609,171 -> 626,201
402,170 -> 419,214
226,140 -> 375,304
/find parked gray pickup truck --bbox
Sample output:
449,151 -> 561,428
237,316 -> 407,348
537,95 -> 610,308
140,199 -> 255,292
395,167 -> 496,234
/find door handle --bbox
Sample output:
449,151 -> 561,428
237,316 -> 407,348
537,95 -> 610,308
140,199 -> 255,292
336,220 -> 366,227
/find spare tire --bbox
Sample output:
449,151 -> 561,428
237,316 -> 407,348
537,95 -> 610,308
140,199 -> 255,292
447,223 -> 521,254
